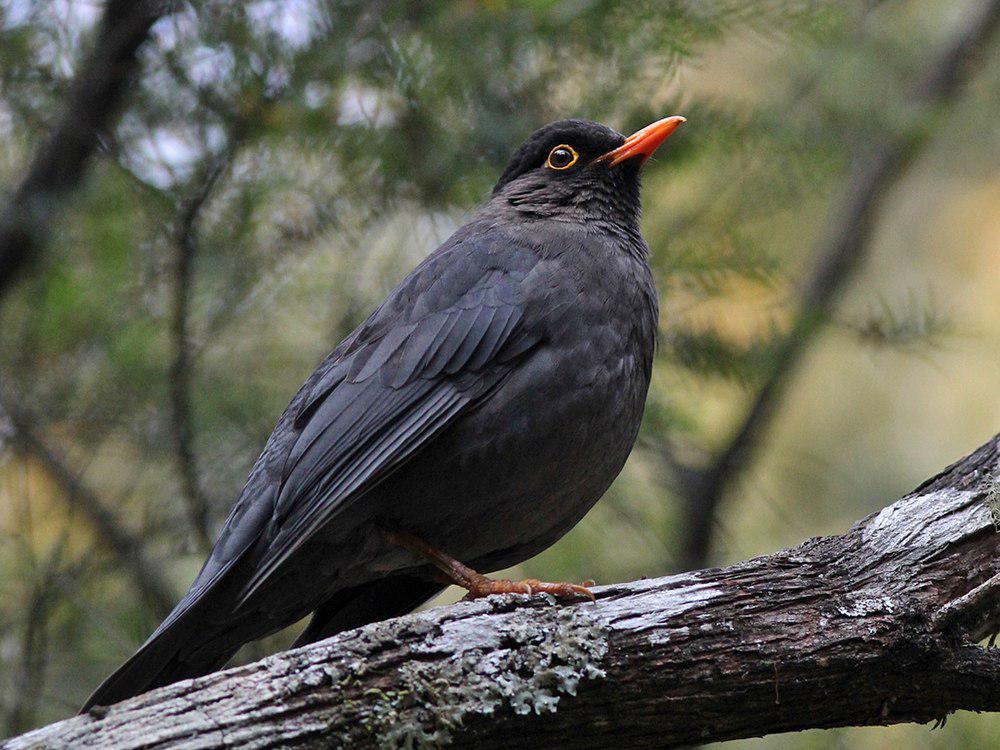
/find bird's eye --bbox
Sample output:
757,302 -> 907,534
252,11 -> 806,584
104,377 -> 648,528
545,145 -> 578,170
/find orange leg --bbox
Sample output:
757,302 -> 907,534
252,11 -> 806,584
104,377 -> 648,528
385,529 -> 595,602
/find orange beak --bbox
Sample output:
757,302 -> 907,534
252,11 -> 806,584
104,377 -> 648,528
599,116 -> 686,166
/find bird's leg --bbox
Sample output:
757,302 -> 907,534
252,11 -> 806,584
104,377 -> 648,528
385,529 -> 595,602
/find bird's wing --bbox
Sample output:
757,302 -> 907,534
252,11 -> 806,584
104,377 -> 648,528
140,232 -> 541,643
225,234 -> 542,605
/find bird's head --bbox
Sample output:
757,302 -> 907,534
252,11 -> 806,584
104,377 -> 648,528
492,117 -> 685,229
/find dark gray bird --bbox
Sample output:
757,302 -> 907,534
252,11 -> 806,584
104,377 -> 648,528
84,115 -> 685,710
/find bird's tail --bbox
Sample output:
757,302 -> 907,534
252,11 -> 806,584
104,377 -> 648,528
82,574 -> 443,712
81,611 -> 241,713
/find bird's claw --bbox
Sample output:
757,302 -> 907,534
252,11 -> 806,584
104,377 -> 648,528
463,577 -> 595,602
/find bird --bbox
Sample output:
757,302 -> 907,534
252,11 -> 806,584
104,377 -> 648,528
83,115 -> 685,711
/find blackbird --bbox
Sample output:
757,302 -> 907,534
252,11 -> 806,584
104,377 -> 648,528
84,115 -> 685,710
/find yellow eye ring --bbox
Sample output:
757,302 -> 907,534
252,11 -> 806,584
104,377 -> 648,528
546,144 -> 578,170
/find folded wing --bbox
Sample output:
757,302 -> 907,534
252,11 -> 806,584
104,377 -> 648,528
236,235 -> 541,604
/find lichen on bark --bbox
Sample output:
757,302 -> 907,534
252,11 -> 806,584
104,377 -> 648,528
332,598 -> 610,748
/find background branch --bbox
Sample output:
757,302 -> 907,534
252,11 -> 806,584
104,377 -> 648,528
675,0 -> 1000,570
3,540 -> 70,734
1,402 -> 175,619
168,157 -> 228,553
6,434 -> 999,749
0,0 -> 169,300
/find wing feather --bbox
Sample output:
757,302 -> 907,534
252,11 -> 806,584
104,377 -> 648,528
240,383 -> 470,599
228,237 -> 542,604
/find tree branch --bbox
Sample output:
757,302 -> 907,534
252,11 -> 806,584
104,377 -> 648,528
0,0 -> 170,300
5,434 -> 999,748
1,403 -> 176,619
166,107 -> 261,552
167,158 -> 228,553
676,0 -> 1000,570
3,539 -> 68,735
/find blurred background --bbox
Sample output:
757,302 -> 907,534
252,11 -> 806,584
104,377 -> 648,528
0,1 -> 998,745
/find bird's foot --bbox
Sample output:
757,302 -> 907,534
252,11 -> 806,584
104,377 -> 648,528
462,576 -> 595,602
384,529 -> 595,602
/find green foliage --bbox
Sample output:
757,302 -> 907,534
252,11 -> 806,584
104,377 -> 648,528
844,293 -> 953,352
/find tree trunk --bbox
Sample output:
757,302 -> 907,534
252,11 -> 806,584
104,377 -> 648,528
6,435 -> 1000,749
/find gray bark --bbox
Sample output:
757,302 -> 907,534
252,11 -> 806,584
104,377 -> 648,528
5,434 -> 1000,749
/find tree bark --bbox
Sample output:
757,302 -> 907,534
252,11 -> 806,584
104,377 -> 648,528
5,434 -> 1000,749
